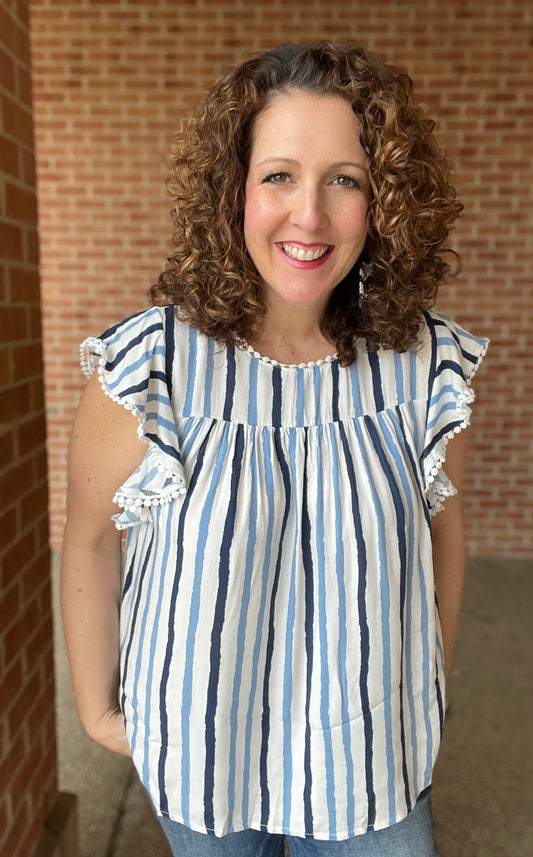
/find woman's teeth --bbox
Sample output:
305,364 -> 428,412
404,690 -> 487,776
282,243 -> 330,261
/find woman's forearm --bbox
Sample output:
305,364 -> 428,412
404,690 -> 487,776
61,530 -> 130,754
432,491 -> 466,681
61,371 -> 146,755
430,431 -> 469,683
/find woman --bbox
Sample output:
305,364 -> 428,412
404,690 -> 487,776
62,42 -> 487,856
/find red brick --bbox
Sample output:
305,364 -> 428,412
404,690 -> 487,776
0,656 -> 23,721
0,306 -> 29,343
8,664 -> 41,739
0,133 -> 19,177
0,427 -> 16,471
0,223 -> 24,261
5,182 -> 38,225
0,382 -> 31,421
1,92 -> 34,147
1,797 -> 29,857
12,342 -> 44,382
7,267 -> 40,302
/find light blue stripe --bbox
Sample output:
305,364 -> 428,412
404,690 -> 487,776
377,412 -> 420,790
180,418 -> 208,458
315,430 -> 336,834
349,361 -> 363,416
426,398 -> 462,433
120,464 -> 158,492
144,412 -> 177,435
106,345 -> 166,393
242,429 -> 275,826
352,419 -> 396,826
429,382 -> 460,400
416,543 -> 433,786
436,334 -> 462,349
180,424 -> 230,827
124,522 -> 155,758
328,422 -> 355,834
146,392 -> 171,405
394,351 -> 405,404
141,507 -> 174,784
313,366 -> 322,424
247,357 -> 258,426
183,326 -> 198,415
408,350 -> 421,452
295,368 -> 305,426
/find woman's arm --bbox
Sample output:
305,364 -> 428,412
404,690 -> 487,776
431,430 -> 469,682
61,371 -> 146,754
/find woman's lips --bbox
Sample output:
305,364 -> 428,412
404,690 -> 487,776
276,242 -> 334,269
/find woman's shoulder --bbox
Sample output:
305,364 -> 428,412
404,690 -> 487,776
421,309 -> 489,370
81,305 -> 195,375
98,304 -> 185,342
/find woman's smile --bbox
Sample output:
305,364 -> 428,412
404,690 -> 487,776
277,241 -> 334,267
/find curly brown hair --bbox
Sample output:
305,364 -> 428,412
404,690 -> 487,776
150,41 -> 462,365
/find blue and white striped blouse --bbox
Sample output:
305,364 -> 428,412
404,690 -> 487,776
81,306 -> 487,841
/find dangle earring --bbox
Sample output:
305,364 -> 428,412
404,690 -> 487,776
358,264 -> 368,308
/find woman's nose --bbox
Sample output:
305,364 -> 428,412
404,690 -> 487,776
288,184 -> 328,231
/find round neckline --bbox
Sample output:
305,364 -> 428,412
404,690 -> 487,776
237,340 -> 338,369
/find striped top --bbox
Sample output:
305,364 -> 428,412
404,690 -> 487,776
81,306 -> 487,841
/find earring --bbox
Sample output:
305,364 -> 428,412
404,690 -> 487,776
358,265 -> 368,308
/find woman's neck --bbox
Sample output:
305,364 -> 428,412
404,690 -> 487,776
249,306 -> 335,365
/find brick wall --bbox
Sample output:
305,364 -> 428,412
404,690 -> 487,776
30,0 -> 533,556
0,1 -> 57,855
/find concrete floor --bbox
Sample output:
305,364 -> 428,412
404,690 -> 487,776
52,555 -> 533,857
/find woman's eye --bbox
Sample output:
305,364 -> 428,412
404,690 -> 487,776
333,175 -> 360,189
261,172 -> 291,185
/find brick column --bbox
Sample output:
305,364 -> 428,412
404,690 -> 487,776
0,1 -> 76,855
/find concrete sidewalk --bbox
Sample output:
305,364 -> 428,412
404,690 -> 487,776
52,555 -> 533,857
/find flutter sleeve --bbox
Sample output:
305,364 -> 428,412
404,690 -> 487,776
422,311 -> 489,515
80,306 -> 186,529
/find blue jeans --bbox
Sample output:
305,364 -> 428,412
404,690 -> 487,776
159,787 -> 439,856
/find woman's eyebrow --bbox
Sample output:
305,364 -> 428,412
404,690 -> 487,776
254,157 -> 368,173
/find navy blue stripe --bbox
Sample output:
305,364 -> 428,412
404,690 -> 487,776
272,365 -> 282,427
368,351 -> 385,412
422,419 -> 464,466
223,346 -> 236,421
144,433 -> 182,464
117,379 -> 149,398
431,313 -> 480,365
337,421 -> 376,827
120,533 -> 154,715
164,306 -> 175,400
364,415 -> 411,812
157,423 -> 215,814
426,313 -> 439,408
203,425 -> 245,831
121,544 -> 137,599
301,429 -> 315,834
397,408 -> 431,527
149,370 -> 168,384
435,358 -> 466,379
260,428 -> 291,830
105,321 -> 164,371
331,360 -> 340,422
434,593 -> 445,736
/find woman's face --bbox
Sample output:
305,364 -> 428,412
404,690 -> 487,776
244,89 -> 369,316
